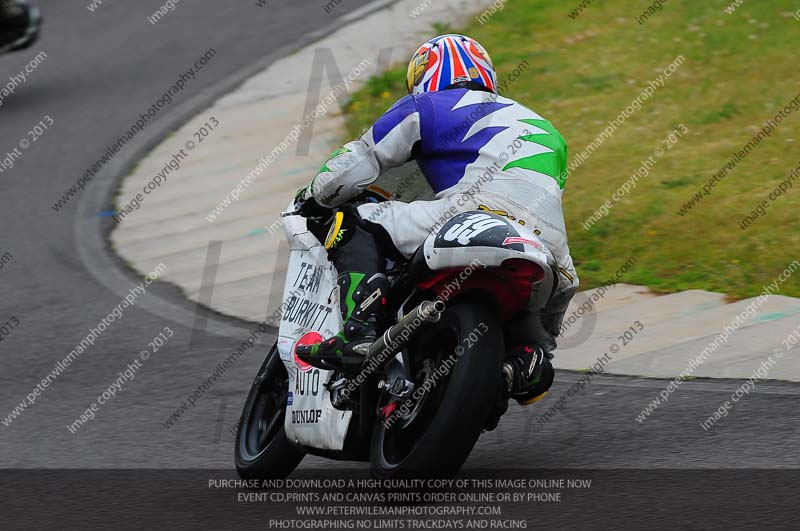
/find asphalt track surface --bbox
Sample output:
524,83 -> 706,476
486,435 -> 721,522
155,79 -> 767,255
0,1 -> 798,528
0,0 -> 381,468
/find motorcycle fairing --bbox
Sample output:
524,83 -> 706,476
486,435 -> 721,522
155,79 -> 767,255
423,211 -> 556,311
278,205 -> 353,451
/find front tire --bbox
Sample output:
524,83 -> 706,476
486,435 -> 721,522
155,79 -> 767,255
235,342 -> 304,479
370,302 -> 504,478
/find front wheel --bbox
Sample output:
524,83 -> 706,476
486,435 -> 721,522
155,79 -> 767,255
370,302 -> 505,478
235,342 -> 304,479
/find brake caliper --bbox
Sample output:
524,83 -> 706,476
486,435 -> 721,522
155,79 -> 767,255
380,401 -> 398,424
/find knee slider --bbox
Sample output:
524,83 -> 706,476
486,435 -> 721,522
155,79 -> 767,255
324,210 -> 358,250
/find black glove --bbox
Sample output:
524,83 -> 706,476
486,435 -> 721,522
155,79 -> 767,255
296,194 -> 332,220
294,185 -> 310,205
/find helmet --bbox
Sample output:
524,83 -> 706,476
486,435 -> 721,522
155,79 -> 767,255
406,34 -> 497,95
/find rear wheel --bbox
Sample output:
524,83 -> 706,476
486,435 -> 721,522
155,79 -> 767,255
235,342 -> 304,479
370,302 -> 504,478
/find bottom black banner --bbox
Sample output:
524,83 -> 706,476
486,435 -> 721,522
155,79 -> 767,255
2,469 -> 798,530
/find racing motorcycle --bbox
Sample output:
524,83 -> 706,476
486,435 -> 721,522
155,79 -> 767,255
234,187 -> 557,479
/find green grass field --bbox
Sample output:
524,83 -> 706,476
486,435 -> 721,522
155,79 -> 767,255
342,0 -> 800,298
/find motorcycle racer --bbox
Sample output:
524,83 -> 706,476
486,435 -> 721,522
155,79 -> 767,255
295,34 -> 578,405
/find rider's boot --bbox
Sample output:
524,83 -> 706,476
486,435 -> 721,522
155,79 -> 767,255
504,344 -> 554,405
296,272 -> 389,372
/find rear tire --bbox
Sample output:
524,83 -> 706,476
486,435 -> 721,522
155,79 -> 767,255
235,342 -> 304,479
370,302 -> 504,478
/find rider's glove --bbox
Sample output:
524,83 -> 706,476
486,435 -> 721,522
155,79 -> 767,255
295,186 -> 331,219
294,185 -> 311,205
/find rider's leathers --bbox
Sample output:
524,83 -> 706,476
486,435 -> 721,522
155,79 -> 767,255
302,88 -> 579,340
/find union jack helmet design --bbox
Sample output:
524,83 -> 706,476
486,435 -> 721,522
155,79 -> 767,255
406,34 -> 497,95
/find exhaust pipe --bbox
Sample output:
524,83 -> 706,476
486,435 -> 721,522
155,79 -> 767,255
366,300 -> 445,363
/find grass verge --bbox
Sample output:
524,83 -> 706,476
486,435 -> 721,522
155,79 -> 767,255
342,0 -> 800,298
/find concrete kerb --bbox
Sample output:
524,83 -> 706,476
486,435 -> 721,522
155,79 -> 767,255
74,0 -> 403,337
